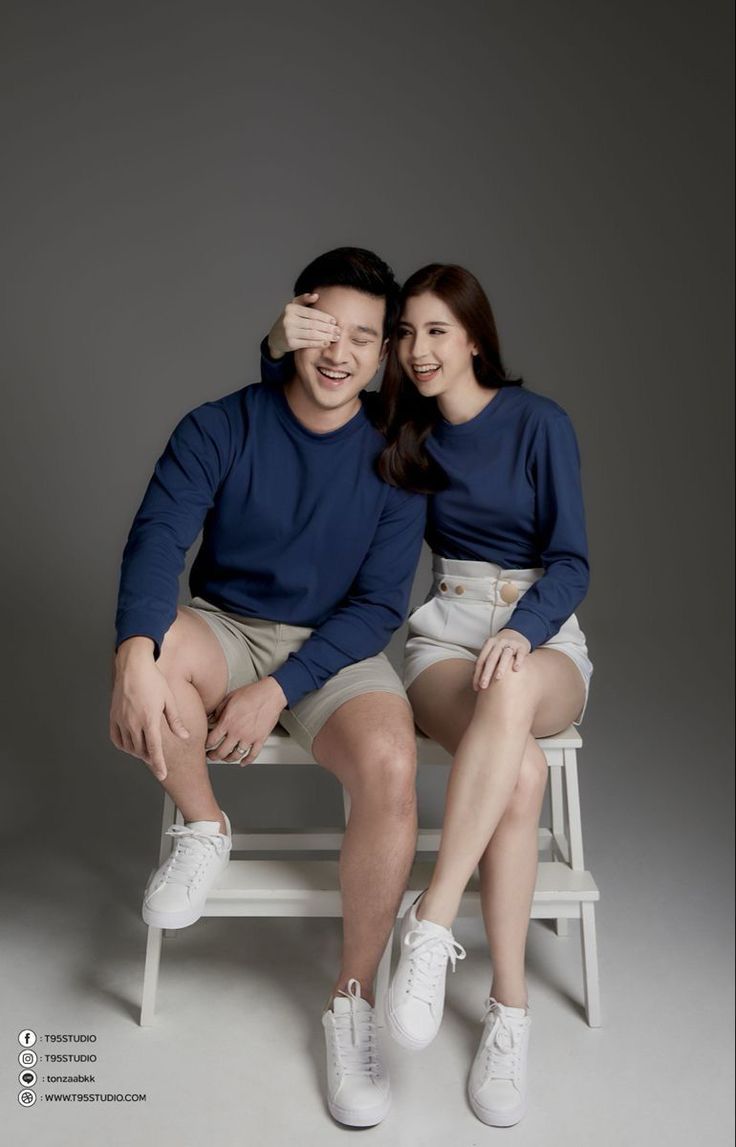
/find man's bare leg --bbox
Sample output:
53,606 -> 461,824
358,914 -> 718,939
311,693 -> 418,1007
143,608 -> 230,829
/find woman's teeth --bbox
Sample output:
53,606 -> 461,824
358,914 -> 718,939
413,364 -> 440,379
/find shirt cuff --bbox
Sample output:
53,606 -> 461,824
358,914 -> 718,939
504,607 -> 550,652
271,658 -> 318,708
115,616 -> 164,660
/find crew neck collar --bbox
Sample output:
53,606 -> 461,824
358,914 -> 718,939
435,385 -> 514,438
271,382 -> 368,443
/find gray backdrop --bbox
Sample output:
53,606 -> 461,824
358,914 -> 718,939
1,0 -> 733,1140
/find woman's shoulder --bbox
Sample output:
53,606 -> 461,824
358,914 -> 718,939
505,384 -> 572,428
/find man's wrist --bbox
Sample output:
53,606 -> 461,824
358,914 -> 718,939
267,676 -> 288,709
115,636 -> 156,667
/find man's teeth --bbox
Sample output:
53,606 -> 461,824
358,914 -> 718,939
318,367 -> 349,380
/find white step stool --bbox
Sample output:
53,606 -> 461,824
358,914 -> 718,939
140,725 -> 600,1027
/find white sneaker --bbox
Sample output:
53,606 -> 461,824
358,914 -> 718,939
385,891 -> 466,1050
468,997 -> 531,1126
322,979 -> 391,1127
142,813 -> 232,928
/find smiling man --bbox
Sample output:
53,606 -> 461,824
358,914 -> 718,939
111,248 -> 425,1128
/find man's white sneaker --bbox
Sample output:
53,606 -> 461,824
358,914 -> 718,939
322,979 -> 391,1127
142,813 -> 232,929
468,997 -> 531,1127
385,892 -> 466,1050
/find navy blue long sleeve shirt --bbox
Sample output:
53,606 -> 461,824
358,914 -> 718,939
261,347 -> 589,650
425,385 -> 589,649
115,380 -> 426,706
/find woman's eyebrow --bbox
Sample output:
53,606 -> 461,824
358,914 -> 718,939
399,320 -> 454,328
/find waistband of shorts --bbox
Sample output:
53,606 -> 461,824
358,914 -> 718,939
430,556 -> 544,604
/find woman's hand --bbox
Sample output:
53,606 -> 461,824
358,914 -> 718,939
473,628 -> 532,691
204,677 -> 287,765
267,292 -> 341,359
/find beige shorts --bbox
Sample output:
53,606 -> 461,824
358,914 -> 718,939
186,596 -> 408,752
403,557 -> 593,726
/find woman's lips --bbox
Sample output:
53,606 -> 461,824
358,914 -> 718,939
412,364 -> 441,383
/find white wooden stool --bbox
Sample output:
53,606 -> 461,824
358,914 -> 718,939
140,725 -> 600,1027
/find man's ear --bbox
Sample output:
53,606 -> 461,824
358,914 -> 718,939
379,338 -> 389,363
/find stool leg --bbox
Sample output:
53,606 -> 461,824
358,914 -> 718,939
563,749 -> 585,871
549,761 -> 568,936
581,902 -> 601,1027
140,926 -> 163,1026
141,794 -> 180,1025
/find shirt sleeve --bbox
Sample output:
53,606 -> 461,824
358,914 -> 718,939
260,336 -> 293,384
506,411 -> 590,649
271,487 -> 427,706
114,403 -> 233,657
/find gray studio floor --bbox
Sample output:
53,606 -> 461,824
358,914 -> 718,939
3,725 -> 734,1147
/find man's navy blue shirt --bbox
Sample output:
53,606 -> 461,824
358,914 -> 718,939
115,380 -> 426,706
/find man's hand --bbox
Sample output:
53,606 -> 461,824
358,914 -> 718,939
473,628 -> 532,691
204,676 -> 287,765
110,637 -> 190,781
267,292 -> 341,359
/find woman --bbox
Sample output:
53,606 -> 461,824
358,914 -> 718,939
377,264 -> 592,1128
262,263 -> 592,1127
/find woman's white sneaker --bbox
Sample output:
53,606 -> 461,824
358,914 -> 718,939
322,979 -> 391,1127
385,892 -> 466,1050
468,997 -> 531,1127
142,813 -> 232,929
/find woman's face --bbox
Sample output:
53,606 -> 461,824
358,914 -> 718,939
396,292 -> 478,398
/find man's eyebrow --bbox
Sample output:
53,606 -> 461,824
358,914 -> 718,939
349,323 -> 381,337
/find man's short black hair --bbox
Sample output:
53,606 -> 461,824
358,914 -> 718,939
293,247 -> 400,340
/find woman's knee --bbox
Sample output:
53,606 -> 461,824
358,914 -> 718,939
473,665 -> 538,726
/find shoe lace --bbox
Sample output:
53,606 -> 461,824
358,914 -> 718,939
160,825 -> 226,887
332,980 -> 380,1079
480,997 -> 523,1083
403,928 -> 467,1006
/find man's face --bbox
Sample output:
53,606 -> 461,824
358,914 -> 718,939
292,286 -> 387,413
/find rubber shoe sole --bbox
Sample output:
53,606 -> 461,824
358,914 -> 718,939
328,1089 -> 391,1128
384,988 -> 438,1050
468,1091 -> 527,1127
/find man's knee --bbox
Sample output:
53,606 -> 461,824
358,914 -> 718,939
156,609 -> 228,705
339,729 -> 417,816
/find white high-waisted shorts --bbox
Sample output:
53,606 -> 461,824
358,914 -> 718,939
403,556 -> 593,726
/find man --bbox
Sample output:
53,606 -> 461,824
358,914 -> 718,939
110,247 -> 425,1128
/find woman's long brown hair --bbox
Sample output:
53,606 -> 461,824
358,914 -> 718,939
376,264 -> 522,493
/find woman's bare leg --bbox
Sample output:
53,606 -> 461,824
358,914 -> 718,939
408,649 -> 584,931
478,736 -> 548,1008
